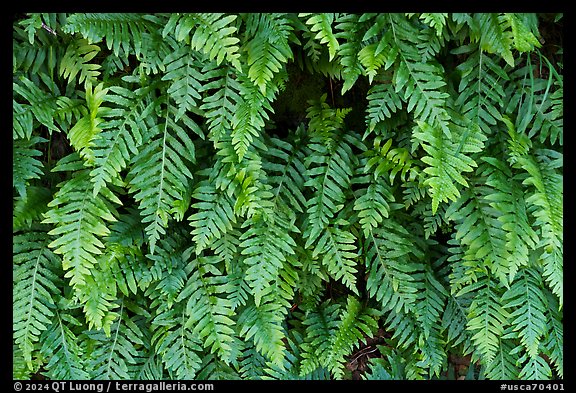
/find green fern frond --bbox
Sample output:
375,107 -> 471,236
13,229 -> 60,370
364,219 -> 425,314
518,350 -> 552,380
334,14 -> 365,94
126,103 -> 197,254
164,13 -> 242,71
483,337 -> 520,379
40,310 -> 90,380
59,38 -> 101,88
353,174 -> 394,238
42,164 -> 120,290
87,301 -> 145,379
365,81 -> 404,134
238,300 -> 286,368
162,42 -> 205,120
244,13 -> 293,95
501,268 -> 548,358
313,225 -> 359,295
239,209 -> 297,306
90,84 -> 156,197
13,136 -> 46,200
299,300 -> 341,375
542,288 -> 563,378
300,13 -> 340,61
13,186 -> 52,231
415,115 -> 486,214
419,13 -> 448,37
455,47 -> 508,136
470,13 -> 515,66
230,73 -> 275,160
63,13 -> 159,58
327,296 -> 380,378
482,156 -> 539,283
442,292 -> 473,351
67,82 -> 109,163
445,183 -> 512,287
177,254 -> 237,364
152,307 -> 203,379
463,273 -> 510,363
188,178 -> 237,255
199,63 -> 242,144
13,76 -> 60,135
390,13 -> 451,137
505,13 -> 542,53
516,151 -> 563,306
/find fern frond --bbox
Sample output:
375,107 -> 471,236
470,13 -> 515,66
516,150 -> 563,306
442,291 -> 473,351
300,13 -> 339,61
90,84 -> 156,197
445,182 -> 511,287
188,178 -> 237,255
334,14 -> 365,93
299,300 -> 341,375
59,38 -> 101,88
238,300 -> 286,368
419,13 -> 448,37
501,268 -> 548,358
414,116 -> 486,214
365,219 -> 425,314
463,272 -> 510,363
353,174 -> 394,238
482,156 -> 539,283
13,76 -> 59,135
13,229 -> 60,370
518,350 -> 552,380
542,288 -> 563,378
303,102 -> 357,246
177,254 -> 237,364
365,81 -> 404,134
483,337 -> 520,379
326,296 -> 380,378
13,136 -> 46,200
390,13 -> 451,137
162,42 -> 205,120
199,62 -> 242,144
63,13 -> 159,58
126,103 -> 197,254
87,301 -> 145,379
239,208 -> 297,306
313,225 -> 359,294
455,47 -> 508,136
230,73 -> 274,160
152,306 -> 203,379
40,310 -> 90,380
42,164 -> 120,290
244,13 -> 293,95
67,82 -> 109,163
13,186 -> 52,231
164,13 -> 241,71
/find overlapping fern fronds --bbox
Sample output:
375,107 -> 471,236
13,12 -> 562,381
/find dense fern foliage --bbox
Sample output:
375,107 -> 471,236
13,13 -> 563,380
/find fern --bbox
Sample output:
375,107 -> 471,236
177,253 -> 237,363
126,102 -> 197,254
13,229 -> 60,370
163,13 -> 242,71
59,38 -> 101,88
13,12 -> 562,381
42,158 -> 120,291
